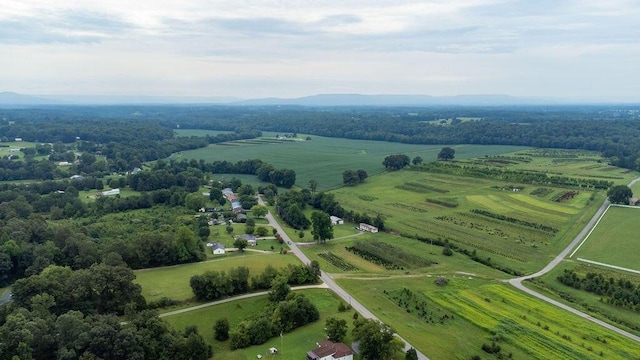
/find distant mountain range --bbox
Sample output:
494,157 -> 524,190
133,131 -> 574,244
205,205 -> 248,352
0,91 -> 634,107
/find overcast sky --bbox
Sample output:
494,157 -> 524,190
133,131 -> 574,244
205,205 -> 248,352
1,0 -> 639,100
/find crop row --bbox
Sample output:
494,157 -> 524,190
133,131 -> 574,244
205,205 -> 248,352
396,182 -> 449,194
346,240 -> 437,270
471,209 -> 558,233
345,246 -> 402,270
552,190 -> 579,203
384,288 -> 454,324
425,198 -> 458,208
530,187 -> 554,197
317,252 -> 358,271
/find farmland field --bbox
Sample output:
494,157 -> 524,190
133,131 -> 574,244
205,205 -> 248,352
134,253 -> 302,302
330,169 -> 605,274
175,130 -> 529,190
570,205 -> 640,271
336,276 -> 640,360
530,262 -> 640,335
163,288 -> 357,360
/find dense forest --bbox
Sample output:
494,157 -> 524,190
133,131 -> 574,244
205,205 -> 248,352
2,105 -> 640,170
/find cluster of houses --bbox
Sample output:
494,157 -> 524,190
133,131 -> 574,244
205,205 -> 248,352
222,187 -> 243,213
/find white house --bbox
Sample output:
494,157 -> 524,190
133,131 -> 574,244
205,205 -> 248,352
306,341 -> 353,360
99,188 -> 120,196
359,223 -> 378,233
14,138 -> 22,142
330,216 -> 344,225
212,243 -> 225,255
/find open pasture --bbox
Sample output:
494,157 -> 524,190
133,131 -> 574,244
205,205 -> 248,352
336,276 -> 640,359
0,141 -> 37,157
331,170 -> 594,273
504,149 -> 637,184
177,130 -> 528,190
570,205 -> 640,272
304,231 -> 509,279
134,253 -> 302,302
163,288 -> 356,360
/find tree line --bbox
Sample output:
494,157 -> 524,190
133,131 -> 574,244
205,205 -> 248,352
557,269 -> 640,312
1,263 -> 212,360
190,263 -> 319,302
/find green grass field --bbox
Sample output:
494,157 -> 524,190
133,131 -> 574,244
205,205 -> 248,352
530,262 -> 640,335
175,130 -> 529,190
163,289 -> 358,360
570,205 -> 640,271
329,169 -> 604,274
336,276 -> 640,360
134,253 -> 302,302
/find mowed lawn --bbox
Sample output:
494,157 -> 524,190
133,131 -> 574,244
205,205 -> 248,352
134,253 -> 302,302
163,288 -> 358,360
175,130 -> 528,190
571,205 -> 640,270
336,276 -> 640,360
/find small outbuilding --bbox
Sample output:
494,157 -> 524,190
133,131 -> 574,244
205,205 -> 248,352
359,223 -> 378,233
330,216 -> 344,225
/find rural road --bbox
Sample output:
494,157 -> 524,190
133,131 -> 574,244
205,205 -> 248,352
258,196 -> 430,360
509,176 -> 640,343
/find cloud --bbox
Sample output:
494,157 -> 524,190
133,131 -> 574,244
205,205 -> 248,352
0,9 -> 135,44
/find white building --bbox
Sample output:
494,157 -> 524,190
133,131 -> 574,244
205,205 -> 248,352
99,188 -> 120,196
359,223 -> 378,233
307,341 -> 353,360
330,216 -> 344,225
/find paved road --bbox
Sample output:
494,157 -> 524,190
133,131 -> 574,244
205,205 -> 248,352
258,196 -> 430,360
509,177 -> 640,343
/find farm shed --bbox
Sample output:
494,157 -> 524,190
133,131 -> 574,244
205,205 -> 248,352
359,223 -> 378,233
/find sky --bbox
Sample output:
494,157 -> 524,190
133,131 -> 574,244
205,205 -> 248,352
1,0 -> 639,100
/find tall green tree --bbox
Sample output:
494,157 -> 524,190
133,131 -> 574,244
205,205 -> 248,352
214,318 -> 230,341
250,205 -> 268,218
325,317 -> 348,342
309,179 -> 318,193
437,147 -> 455,161
382,154 -> 410,170
352,318 -> 403,360
607,185 -> 633,204
311,211 -> 333,244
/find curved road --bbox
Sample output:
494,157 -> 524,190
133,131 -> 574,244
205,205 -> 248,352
509,177 -> 640,343
258,197 -> 429,360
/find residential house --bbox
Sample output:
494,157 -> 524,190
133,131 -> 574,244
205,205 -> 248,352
330,216 -> 344,225
359,223 -> 378,233
307,341 -> 354,360
236,234 -> 257,246
207,242 -> 226,255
